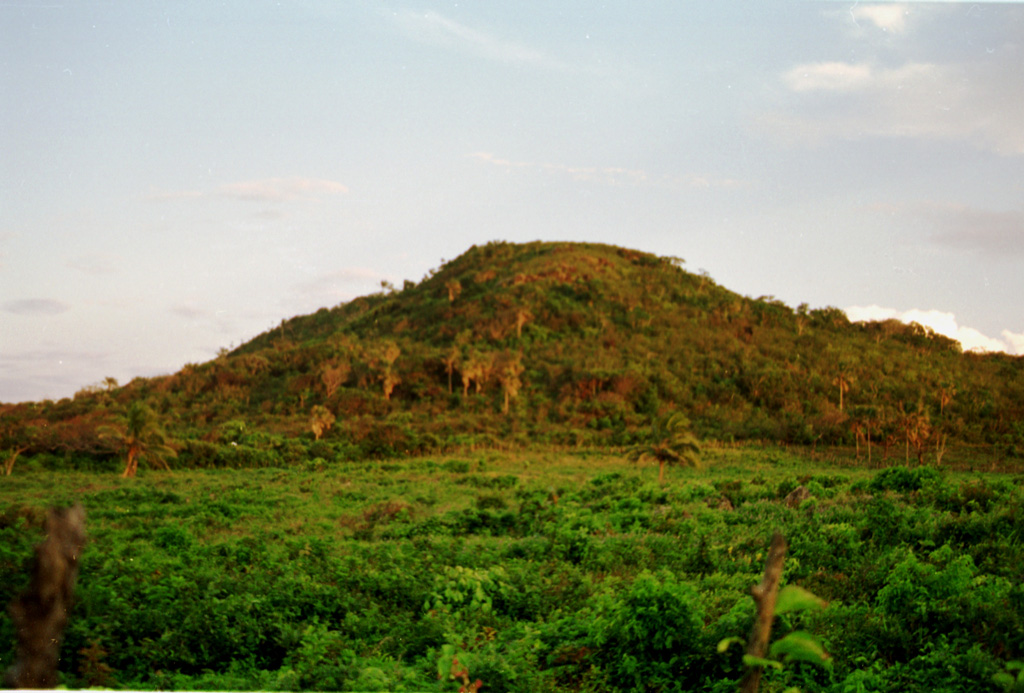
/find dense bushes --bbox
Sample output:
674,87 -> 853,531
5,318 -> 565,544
1,450 -> 1022,691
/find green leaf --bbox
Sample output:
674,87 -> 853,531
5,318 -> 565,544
717,636 -> 744,653
993,672 -> 1015,687
776,585 -> 827,614
742,655 -> 783,670
769,630 -> 831,667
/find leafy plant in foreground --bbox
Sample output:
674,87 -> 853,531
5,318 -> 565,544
719,532 -> 830,693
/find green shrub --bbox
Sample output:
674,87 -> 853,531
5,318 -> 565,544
577,570 -> 706,691
869,466 -> 943,493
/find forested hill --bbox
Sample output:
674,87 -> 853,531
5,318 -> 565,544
3,240 -> 1023,467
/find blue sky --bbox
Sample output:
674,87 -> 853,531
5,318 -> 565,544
2,1 -> 1023,403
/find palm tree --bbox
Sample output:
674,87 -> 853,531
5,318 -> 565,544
628,412 -> 701,484
445,279 -> 462,303
100,403 -> 176,478
938,383 -> 957,417
2,421 -> 34,476
496,351 -> 524,414
833,368 -> 852,411
310,405 -> 336,441
442,344 -> 460,394
376,341 -> 402,400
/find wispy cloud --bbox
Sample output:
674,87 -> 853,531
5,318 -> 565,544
783,61 -> 930,93
169,303 -> 239,335
875,201 -> 1024,257
144,188 -> 204,202
845,304 -> 1022,354
291,268 -> 384,305
469,152 -> 746,190
763,50 -> 1024,155
925,204 -> 1024,256
391,9 -> 573,72
217,177 -> 349,202
0,347 -> 117,403
262,267 -> 387,318
2,298 -> 70,316
66,252 -> 123,275
146,177 -> 349,203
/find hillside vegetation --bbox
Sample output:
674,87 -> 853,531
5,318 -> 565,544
2,240 -> 1023,471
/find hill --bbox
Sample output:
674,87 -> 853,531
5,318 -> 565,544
2,240 -> 1023,470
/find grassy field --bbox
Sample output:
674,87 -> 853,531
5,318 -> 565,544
2,446 -> 1023,691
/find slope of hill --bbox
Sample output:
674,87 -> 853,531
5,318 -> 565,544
3,240 -> 1023,469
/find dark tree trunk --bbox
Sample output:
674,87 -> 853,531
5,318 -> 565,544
4,504 -> 87,689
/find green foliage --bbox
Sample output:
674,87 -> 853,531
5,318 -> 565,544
869,465 -> 943,493
1,443 -> 1022,691
628,412 -> 701,483
719,582 -> 831,690
547,569 -> 706,691
994,661 -> 1024,692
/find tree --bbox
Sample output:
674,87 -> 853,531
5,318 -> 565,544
832,366 -> 852,411
851,405 -> 877,465
377,341 -> 402,401
850,418 -> 866,460
445,279 -> 462,303
320,361 -> 350,400
899,404 -> 931,466
3,447 -> 26,476
938,383 -> 957,417
495,351 -> 525,415
310,405 -> 336,441
1,420 -> 35,476
628,412 -> 701,484
442,345 -> 460,395
460,351 -> 492,397
513,307 -> 533,339
100,403 -> 176,478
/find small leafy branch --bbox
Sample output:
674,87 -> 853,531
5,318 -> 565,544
437,645 -> 482,693
719,531 -> 830,693
994,661 -> 1024,692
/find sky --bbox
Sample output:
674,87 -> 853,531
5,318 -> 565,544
2,1 -> 1023,403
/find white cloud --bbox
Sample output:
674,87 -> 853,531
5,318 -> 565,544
783,61 -> 935,93
852,4 -> 910,33
1002,330 -> 1024,354
845,304 -> 1021,354
766,49 -> 1024,154
783,62 -> 876,92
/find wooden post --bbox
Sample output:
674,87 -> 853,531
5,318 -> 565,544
4,504 -> 87,689
739,531 -> 788,693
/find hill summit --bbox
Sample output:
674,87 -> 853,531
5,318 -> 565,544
3,240 -> 1022,468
